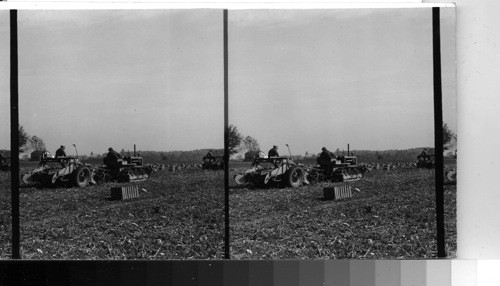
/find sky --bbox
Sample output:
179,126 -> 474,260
0,11 -> 9,151
0,10 -> 224,156
229,8 -> 456,156
1,8 -> 456,157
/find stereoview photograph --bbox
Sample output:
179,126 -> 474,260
228,8 -> 457,259
0,9 -> 225,259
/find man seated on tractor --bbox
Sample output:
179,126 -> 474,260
105,147 -> 122,176
318,147 -> 335,176
55,145 -> 68,167
268,145 -> 280,167
419,148 -> 429,162
268,145 -> 279,158
203,150 -> 214,162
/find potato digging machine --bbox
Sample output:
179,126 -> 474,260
22,145 -> 152,188
234,144 -> 367,188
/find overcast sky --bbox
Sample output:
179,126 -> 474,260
1,8 -> 456,157
0,11 -> 8,152
1,10 -> 224,156
229,8 -> 456,156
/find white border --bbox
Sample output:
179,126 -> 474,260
0,2 -> 456,10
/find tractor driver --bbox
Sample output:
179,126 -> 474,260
203,150 -> 214,162
268,145 -> 280,167
268,145 -> 279,158
318,147 -> 335,175
105,147 -> 122,176
55,145 -> 67,167
420,149 -> 428,162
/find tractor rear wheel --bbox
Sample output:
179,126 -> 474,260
73,166 -> 90,188
286,166 -> 304,188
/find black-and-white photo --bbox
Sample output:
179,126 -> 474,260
1,6 -> 457,261
0,10 -> 225,259
228,8 -> 457,259
0,10 -> 11,257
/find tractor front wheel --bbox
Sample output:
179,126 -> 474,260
286,166 -> 304,188
73,166 -> 91,188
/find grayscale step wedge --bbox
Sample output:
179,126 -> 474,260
323,184 -> 352,200
111,185 -> 139,200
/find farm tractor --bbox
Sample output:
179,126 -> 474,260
416,154 -> 435,168
202,155 -> 224,170
93,156 -> 152,184
308,155 -> 366,184
21,156 -> 94,188
234,156 -> 307,188
21,147 -> 152,188
234,146 -> 366,188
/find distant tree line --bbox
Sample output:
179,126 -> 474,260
227,122 -> 457,163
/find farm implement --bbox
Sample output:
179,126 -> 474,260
202,155 -> 224,170
416,154 -> 435,168
234,157 -> 307,188
22,156 -> 94,188
21,154 -> 153,188
234,152 -> 366,189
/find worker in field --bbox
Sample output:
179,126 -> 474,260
268,145 -> 279,158
268,145 -> 280,167
318,147 -> 335,175
105,147 -> 122,176
420,148 -> 429,163
55,145 -> 66,157
55,145 -> 67,167
203,150 -> 214,161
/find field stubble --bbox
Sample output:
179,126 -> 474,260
0,168 -> 224,259
229,166 -> 456,259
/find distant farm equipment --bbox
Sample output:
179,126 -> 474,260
416,154 -> 435,168
202,155 -> 224,170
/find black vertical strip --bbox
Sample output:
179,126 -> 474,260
223,9 -> 230,260
432,7 -> 446,258
10,9 -> 20,259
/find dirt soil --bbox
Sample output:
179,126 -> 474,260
229,165 -> 456,259
0,168 -> 224,259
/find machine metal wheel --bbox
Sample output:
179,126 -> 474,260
286,166 -> 304,188
21,173 -> 33,185
73,166 -> 90,188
